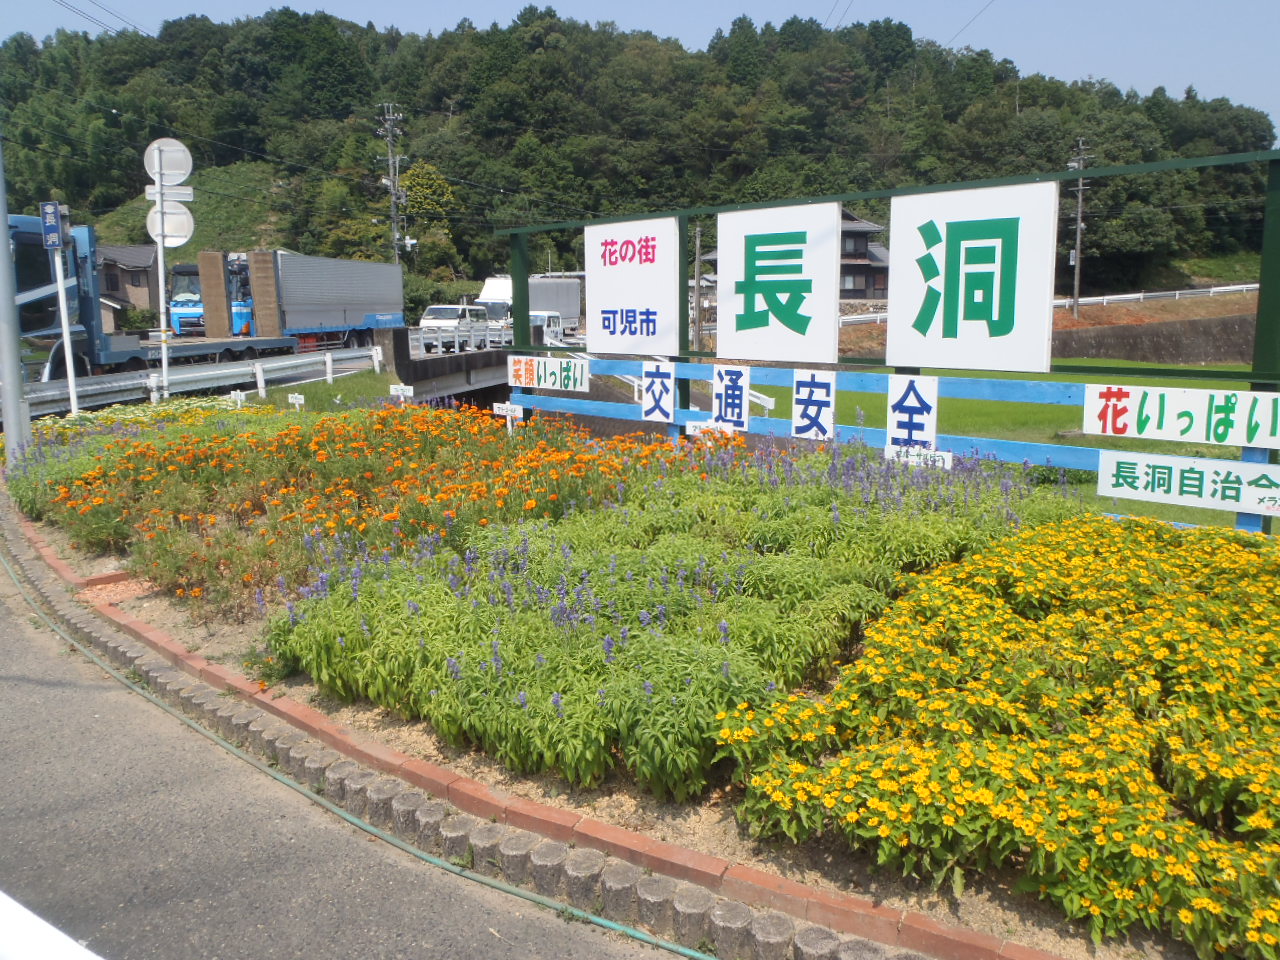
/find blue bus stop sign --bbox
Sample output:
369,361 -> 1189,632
40,201 -> 62,249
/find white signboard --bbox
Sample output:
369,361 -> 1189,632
887,446 -> 954,470
792,369 -> 836,440
886,374 -> 940,451
508,355 -> 590,392
144,137 -> 193,185
390,383 -> 414,404
711,364 -> 752,432
1097,450 -> 1280,515
716,203 -> 841,365
146,201 -> 194,247
586,217 -> 680,355
640,361 -> 677,424
1085,384 -> 1280,450
493,401 -> 525,418
686,420 -> 735,436
287,393 -> 305,410
886,182 -> 1058,373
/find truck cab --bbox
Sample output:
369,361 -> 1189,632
529,311 -> 579,338
419,304 -> 488,327
168,263 -> 204,335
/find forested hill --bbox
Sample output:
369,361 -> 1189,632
1,6 -> 1274,295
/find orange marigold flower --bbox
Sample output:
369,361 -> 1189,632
524,499 -> 537,510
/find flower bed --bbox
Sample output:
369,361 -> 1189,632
8,403 -> 717,610
718,516 -> 1280,959
264,441 -> 1079,800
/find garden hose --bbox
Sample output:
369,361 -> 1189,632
0,545 -> 716,960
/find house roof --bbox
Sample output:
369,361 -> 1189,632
841,210 -> 885,233
867,242 -> 889,265
97,244 -> 156,270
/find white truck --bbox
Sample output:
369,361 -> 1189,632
475,275 -> 582,332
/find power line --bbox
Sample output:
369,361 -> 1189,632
83,0 -> 152,36
945,0 -> 998,47
49,0 -> 117,36
819,0 -> 842,30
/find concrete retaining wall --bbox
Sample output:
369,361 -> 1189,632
1052,314 -> 1256,365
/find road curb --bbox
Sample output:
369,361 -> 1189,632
5,504 -> 1074,960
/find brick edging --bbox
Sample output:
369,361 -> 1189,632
17,516 -> 1073,960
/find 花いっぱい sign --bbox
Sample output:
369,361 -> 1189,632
1085,384 -> 1280,450
586,218 -> 679,355
886,182 -> 1058,373
716,203 -> 840,365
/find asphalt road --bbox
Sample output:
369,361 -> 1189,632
0,569 -> 663,960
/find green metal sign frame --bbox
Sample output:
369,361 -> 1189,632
500,148 -> 1280,380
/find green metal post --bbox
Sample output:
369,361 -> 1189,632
1254,159 -> 1280,384
675,216 -> 690,437
1240,158 -> 1280,533
511,234 -> 531,350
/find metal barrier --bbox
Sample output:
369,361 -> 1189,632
834,282 -> 1262,328
23,347 -> 382,417
411,323 -> 513,357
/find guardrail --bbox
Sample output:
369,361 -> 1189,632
22,347 -> 382,418
411,323 -> 513,356
834,282 -> 1261,327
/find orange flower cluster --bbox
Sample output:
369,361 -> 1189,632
45,404 -> 740,600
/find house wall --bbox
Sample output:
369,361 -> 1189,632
100,264 -> 158,312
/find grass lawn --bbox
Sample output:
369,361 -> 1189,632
260,368 -> 402,411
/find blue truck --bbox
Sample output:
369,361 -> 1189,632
9,215 -> 405,381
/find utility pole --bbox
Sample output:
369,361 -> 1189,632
1068,138 -> 1092,319
377,103 -> 406,264
692,224 -> 703,350
0,124 -> 34,458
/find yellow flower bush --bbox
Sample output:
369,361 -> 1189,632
719,516 -> 1280,959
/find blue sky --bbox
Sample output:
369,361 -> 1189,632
9,0 -> 1279,141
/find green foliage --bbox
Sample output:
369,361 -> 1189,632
265,447 -> 1084,801
118,307 -> 156,331
719,516 -> 1280,959
401,161 -> 457,223
93,161 -> 285,252
2,11 -> 1271,286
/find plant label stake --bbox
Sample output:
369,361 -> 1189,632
288,392 -> 305,412
493,401 -> 523,434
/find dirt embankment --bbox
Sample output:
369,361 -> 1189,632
839,291 -> 1258,362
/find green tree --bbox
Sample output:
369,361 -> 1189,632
401,160 -> 457,224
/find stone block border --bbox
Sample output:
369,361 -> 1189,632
2,500 -> 1070,960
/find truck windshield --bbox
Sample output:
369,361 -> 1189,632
12,231 -> 53,294
170,271 -> 201,302
422,306 -> 461,320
